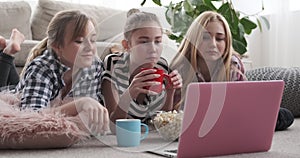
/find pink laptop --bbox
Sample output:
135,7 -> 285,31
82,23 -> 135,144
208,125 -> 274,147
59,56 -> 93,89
176,80 -> 284,157
147,80 -> 284,157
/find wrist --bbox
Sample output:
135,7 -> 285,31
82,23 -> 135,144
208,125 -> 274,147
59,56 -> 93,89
120,89 -> 133,105
166,88 -> 176,94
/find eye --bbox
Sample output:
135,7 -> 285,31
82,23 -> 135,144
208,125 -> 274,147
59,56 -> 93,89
75,40 -> 83,44
155,40 -> 162,44
74,37 -> 84,44
138,40 -> 148,44
216,38 -> 225,41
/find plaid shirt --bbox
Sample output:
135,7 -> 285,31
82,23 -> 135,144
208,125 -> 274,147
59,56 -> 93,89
16,50 -> 103,110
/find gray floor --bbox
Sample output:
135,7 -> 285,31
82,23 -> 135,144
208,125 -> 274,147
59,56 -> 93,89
0,119 -> 299,158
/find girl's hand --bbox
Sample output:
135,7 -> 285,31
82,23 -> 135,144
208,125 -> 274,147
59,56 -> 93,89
168,70 -> 183,90
76,97 -> 110,135
128,68 -> 161,99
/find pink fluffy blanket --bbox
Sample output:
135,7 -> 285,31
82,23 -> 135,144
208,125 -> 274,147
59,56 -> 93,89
0,92 -> 90,149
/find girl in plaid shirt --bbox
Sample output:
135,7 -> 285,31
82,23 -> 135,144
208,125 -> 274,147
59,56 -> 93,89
16,10 -> 109,135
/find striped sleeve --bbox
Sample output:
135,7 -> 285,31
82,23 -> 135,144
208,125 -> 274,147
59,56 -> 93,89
101,53 -> 124,88
156,57 -> 169,73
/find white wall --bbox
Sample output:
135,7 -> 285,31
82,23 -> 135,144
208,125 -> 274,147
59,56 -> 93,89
247,10 -> 300,69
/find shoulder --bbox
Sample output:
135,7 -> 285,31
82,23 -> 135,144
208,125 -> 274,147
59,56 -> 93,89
26,59 -> 52,76
230,54 -> 247,81
23,50 -> 64,80
103,52 -> 127,71
27,50 -> 57,70
231,54 -> 244,69
231,54 -> 241,63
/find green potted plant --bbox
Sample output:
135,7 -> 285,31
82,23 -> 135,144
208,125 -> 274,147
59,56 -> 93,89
141,0 -> 269,56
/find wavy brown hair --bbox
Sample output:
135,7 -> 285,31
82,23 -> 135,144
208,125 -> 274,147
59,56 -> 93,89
21,10 -> 95,76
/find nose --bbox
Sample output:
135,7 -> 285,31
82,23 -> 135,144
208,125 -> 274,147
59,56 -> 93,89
83,39 -> 93,51
209,37 -> 217,48
148,42 -> 156,52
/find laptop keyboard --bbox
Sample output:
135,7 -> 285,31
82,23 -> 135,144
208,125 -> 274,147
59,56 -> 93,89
164,149 -> 178,153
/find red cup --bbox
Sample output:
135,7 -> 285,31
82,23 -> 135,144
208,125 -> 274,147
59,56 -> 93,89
141,68 -> 172,93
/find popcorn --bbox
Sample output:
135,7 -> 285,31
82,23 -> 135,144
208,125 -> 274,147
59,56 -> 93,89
153,110 -> 183,141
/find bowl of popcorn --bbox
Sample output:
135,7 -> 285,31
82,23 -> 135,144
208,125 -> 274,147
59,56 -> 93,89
152,110 -> 183,141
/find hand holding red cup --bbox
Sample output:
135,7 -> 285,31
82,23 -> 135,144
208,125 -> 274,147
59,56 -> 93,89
141,68 -> 172,93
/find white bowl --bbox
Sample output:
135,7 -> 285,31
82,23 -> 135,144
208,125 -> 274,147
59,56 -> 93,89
153,110 -> 183,141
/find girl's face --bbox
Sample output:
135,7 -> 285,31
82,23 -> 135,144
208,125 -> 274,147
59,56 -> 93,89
57,20 -> 97,69
127,22 -> 163,68
198,21 -> 226,63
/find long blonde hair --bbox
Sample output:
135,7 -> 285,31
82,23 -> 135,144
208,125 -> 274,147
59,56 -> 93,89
21,10 -> 95,76
170,11 -> 233,107
171,11 -> 232,82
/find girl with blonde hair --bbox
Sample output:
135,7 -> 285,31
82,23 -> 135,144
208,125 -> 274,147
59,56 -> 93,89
170,11 -> 293,131
170,11 -> 245,108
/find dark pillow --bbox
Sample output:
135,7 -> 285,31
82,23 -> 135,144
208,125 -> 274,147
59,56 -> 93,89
245,67 -> 300,117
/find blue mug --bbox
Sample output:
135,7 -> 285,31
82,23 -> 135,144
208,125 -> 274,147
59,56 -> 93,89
116,119 -> 149,147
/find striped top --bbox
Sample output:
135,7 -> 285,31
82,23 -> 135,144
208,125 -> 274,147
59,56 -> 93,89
102,52 -> 169,118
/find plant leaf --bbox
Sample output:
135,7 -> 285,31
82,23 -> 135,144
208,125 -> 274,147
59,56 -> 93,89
240,17 -> 257,34
165,2 -> 174,26
184,0 -> 194,13
175,2 -> 183,10
189,0 -> 204,7
237,23 -> 245,39
195,4 -> 212,16
203,0 -> 217,10
218,3 -> 239,32
232,39 -> 247,55
152,0 -> 162,6
165,7 -> 172,24
195,5 -> 211,14
168,33 -> 179,40
176,35 -> 184,44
